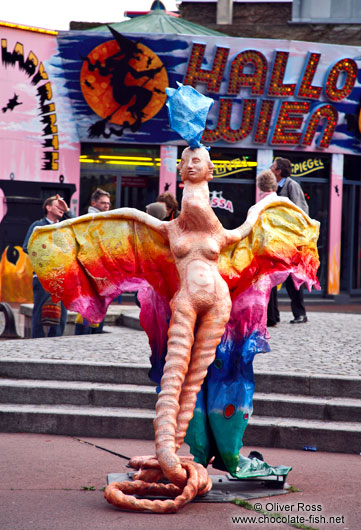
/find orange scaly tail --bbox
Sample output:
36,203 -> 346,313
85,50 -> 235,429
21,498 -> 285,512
154,302 -> 196,487
175,307 -> 231,450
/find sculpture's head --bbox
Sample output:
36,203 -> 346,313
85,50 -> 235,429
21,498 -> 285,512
177,147 -> 214,184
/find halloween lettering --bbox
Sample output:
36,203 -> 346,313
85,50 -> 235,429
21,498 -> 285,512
1,39 -> 59,170
184,44 -> 357,148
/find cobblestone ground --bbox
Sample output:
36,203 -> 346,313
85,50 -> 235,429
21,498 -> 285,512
1,311 -> 360,377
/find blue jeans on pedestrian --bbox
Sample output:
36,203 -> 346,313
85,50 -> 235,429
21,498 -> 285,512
32,276 -> 67,338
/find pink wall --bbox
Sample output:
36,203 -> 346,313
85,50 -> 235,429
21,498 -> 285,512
159,145 -> 177,195
0,27 -> 80,212
327,154 -> 343,294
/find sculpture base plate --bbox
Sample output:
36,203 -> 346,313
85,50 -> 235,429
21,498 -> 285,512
106,473 -> 290,503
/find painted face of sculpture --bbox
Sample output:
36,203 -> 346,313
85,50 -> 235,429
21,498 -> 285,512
178,147 -> 214,184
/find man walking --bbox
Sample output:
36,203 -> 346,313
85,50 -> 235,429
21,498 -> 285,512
23,195 -> 73,337
88,188 -> 111,213
270,157 -> 309,324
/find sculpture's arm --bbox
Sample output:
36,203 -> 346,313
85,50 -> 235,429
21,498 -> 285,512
44,207 -> 170,241
223,195 -> 272,246
109,208 -> 169,239
223,219 -> 253,247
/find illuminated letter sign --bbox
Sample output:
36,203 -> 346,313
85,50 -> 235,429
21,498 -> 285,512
227,50 -> 267,96
297,52 -> 322,100
184,43 -> 229,93
267,51 -> 296,97
325,58 -> 357,102
271,101 -> 310,145
302,104 -> 338,148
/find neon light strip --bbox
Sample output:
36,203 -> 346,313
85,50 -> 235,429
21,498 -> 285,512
0,21 -> 58,35
80,157 -> 257,169
98,155 -> 153,161
291,167 -> 325,177
213,167 -> 256,178
105,161 -> 154,166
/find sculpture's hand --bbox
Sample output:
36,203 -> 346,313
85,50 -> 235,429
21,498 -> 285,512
224,220 -> 253,246
223,193 -> 308,247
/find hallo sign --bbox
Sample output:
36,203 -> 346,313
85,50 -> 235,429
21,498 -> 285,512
184,45 -> 356,148
55,32 -> 361,154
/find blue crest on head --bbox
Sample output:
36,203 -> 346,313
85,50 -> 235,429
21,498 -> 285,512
165,82 -> 214,149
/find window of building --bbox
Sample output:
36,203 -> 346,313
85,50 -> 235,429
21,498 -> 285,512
80,144 -> 160,213
274,150 -> 330,294
292,0 -> 361,24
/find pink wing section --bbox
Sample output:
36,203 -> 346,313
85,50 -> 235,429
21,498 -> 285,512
220,199 -> 320,347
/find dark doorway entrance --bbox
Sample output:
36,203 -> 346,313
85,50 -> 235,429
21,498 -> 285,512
274,151 -> 330,295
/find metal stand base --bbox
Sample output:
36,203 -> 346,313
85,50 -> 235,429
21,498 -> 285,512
106,472 -> 290,503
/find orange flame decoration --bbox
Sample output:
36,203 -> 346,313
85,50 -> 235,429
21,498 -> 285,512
0,246 -> 33,303
327,242 -> 340,295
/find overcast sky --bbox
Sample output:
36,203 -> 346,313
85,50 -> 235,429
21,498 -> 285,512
1,0 -> 179,31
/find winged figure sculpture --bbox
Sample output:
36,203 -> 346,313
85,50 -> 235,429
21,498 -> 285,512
28,146 -> 319,512
28,84 -> 320,513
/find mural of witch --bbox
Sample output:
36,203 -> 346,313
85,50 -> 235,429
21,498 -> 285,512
2,93 -> 23,113
81,27 -> 168,138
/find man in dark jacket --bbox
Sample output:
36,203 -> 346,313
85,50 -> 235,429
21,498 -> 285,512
23,195 -> 72,337
270,157 -> 309,324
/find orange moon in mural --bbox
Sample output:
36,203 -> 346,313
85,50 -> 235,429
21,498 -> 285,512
80,40 -> 169,126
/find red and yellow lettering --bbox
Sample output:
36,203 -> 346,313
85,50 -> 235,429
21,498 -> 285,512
203,98 -> 256,143
227,50 -> 267,96
183,43 -> 229,93
267,51 -> 296,97
271,101 -> 310,145
302,104 -> 338,148
297,52 -> 322,100
325,58 -> 357,102
254,99 -> 275,144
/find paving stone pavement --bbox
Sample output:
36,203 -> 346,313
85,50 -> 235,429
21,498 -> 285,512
1,310 -> 360,377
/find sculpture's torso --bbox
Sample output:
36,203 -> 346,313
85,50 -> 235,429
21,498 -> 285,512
166,188 -> 230,312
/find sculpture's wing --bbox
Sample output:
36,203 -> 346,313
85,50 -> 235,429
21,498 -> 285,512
28,209 -> 178,372
186,198 -> 320,477
219,197 -> 320,298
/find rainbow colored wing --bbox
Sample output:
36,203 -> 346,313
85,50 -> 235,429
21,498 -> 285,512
28,210 -> 178,377
186,198 -> 320,477
219,198 -> 320,298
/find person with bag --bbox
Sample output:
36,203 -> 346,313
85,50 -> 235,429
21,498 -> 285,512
270,157 -> 309,324
255,169 -> 280,327
23,195 -> 73,338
